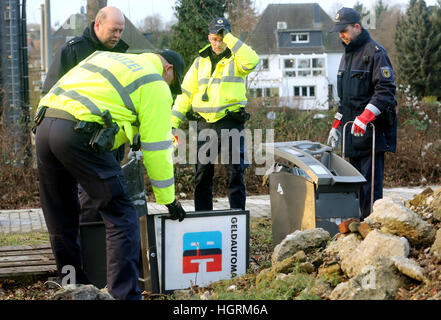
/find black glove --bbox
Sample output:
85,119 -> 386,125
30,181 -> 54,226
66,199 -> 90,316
208,17 -> 231,35
165,199 -> 186,222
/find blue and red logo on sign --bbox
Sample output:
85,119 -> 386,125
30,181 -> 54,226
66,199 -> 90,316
182,231 -> 222,274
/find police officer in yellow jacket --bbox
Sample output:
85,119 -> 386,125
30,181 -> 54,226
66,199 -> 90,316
172,17 -> 259,211
35,49 -> 186,300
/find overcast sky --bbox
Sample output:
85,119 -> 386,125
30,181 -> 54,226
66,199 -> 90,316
27,0 -> 439,28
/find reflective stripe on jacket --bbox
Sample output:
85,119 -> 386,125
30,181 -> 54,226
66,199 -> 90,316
172,33 -> 259,127
38,51 -> 175,204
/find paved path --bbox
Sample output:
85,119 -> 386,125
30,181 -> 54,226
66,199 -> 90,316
0,187 -> 438,235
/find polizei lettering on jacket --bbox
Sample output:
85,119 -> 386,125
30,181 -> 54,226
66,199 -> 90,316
103,52 -> 143,72
231,217 -> 238,277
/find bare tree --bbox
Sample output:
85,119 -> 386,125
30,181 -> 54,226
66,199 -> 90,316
140,14 -> 164,33
87,0 -> 107,24
328,2 -> 344,18
139,14 -> 172,49
225,0 -> 259,40
370,4 -> 402,69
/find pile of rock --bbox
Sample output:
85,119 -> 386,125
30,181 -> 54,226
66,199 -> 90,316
258,186 -> 441,300
50,284 -> 115,300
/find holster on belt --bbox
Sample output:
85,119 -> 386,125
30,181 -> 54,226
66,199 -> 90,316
31,106 -> 48,134
88,110 -> 120,153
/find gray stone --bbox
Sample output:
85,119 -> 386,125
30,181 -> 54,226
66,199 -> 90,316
51,284 -> 114,300
330,256 -> 409,300
365,196 -> 435,246
392,256 -> 428,283
299,262 -> 315,274
292,250 -> 307,263
173,289 -> 192,300
272,228 -> 331,264
430,228 -> 441,257
429,188 -> 441,221
325,233 -> 362,258
297,278 -> 332,299
340,230 -> 409,278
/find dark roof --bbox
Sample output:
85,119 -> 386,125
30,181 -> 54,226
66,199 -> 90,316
249,3 -> 343,55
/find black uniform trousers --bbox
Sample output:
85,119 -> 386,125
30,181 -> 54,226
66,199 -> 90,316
78,145 -> 125,223
194,116 -> 248,211
349,152 -> 385,220
35,117 -> 141,300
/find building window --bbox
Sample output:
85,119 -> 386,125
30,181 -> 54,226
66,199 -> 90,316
269,87 -> 279,97
259,58 -> 269,70
293,86 -> 316,98
249,88 -> 263,98
284,58 -> 295,68
290,32 -> 309,43
282,56 -> 326,78
249,87 -> 279,98
298,70 -> 311,77
298,58 -> 310,69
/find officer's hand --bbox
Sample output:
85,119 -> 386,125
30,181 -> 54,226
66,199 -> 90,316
327,128 -> 341,149
351,109 -> 376,137
327,113 -> 342,148
165,199 -> 186,222
128,148 -> 143,160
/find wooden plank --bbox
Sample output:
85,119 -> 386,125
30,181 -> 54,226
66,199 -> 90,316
0,254 -> 54,263
138,215 -> 152,292
0,244 -> 51,252
0,259 -> 56,268
0,244 -> 56,278
0,265 -> 57,278
0,249 -> 53,257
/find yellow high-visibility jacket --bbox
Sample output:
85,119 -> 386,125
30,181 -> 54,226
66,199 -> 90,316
38,51 -> 175,204
172,32 -> 259,128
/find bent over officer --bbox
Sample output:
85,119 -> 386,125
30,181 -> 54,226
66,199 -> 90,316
327,8 -> 397,219
172,17 -> 259,211
35,49 -> 186,300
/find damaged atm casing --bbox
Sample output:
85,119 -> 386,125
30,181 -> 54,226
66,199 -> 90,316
266,141 -> 366,245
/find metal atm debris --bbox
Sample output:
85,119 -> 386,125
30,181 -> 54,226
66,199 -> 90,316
266,140 -> 366,244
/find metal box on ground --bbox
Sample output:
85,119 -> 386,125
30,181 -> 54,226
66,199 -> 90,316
267,140 -> 366,245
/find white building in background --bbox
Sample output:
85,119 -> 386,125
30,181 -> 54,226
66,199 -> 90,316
247,3 -> 344,110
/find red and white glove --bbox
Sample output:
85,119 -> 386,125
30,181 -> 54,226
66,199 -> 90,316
327,112 -> 342,148
351,108 -> 376,136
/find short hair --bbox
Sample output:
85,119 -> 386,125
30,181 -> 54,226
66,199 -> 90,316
95,7 -> 124,24
95,8 -> 107,24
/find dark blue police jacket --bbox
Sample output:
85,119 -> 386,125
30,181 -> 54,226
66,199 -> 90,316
42,21 -> 129,95
337,28 -> 397,158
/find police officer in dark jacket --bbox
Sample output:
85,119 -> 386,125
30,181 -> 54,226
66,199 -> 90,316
327,7 -> 397,219
41,6 -> 128,222
42,6 -> 128,94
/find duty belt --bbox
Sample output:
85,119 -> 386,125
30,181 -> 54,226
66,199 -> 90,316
44,108 -> 102,133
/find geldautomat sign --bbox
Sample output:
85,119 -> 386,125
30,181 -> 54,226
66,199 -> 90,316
159,210 -> 249,292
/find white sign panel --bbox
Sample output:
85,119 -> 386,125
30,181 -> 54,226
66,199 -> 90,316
160,211 -> 249,292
